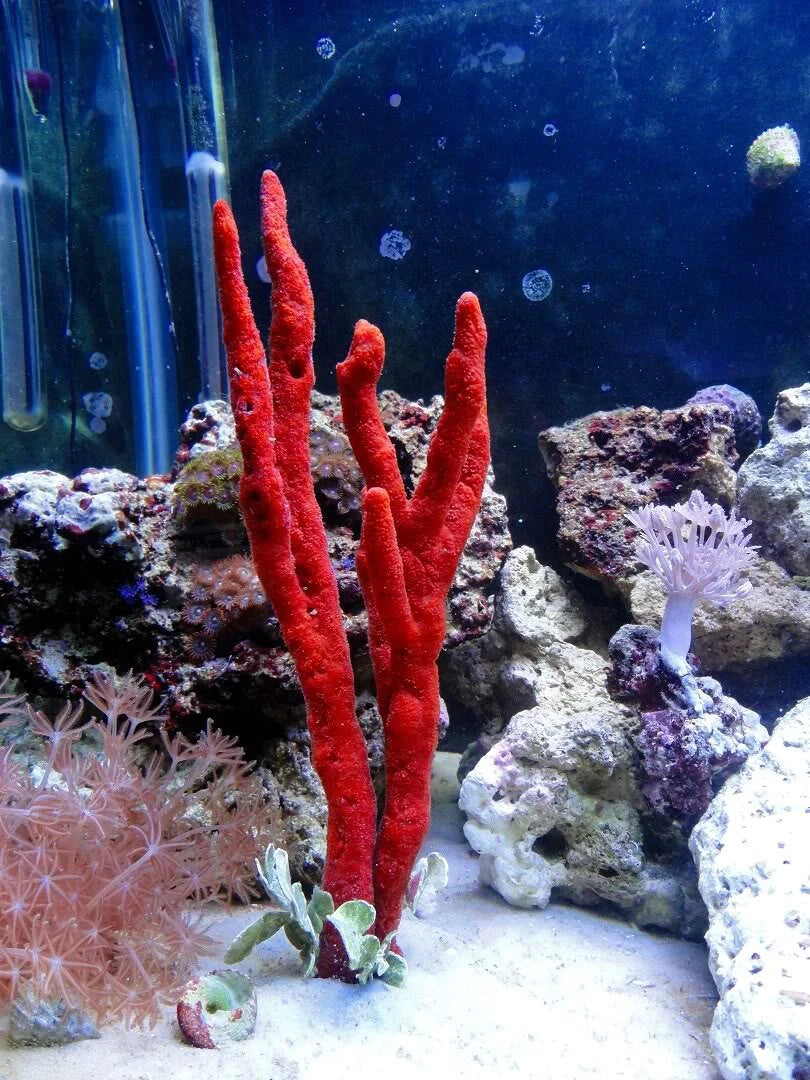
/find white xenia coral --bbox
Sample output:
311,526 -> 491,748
628,490 -> 757,603
627,490 -> 757,681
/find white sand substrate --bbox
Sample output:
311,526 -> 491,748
0,755 -> 720,1080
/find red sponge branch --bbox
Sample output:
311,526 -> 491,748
335,321 -> 409,526
213,171 -> 489,974
212,178 -> 377,980
337,292 -> 489,944
360,488 -> 416,651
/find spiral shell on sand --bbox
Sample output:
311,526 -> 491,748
176,969 -> 257,1049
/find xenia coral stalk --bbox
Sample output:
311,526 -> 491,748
627,490 -> 757,677
0,671 -> 275,1027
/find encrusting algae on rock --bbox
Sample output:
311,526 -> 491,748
745,125 -> 801,189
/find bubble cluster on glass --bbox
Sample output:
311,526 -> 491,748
256,256 -> 270,283
83,390 -> 113,416
82,391 -> 113,434
315,36 -> 336,60
88,351 -> 108,370
521,268 -> 553,301
379,230 -> 412,260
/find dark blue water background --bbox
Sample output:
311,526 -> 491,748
4,0 -> 810,566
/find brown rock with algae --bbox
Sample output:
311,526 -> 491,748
0,395 -> 510,892
538,402 -> 737,583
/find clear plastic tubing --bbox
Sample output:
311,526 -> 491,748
154,0 -> 230,400
185,150 -> 227,400
0,169 -> 44,431
96,0 -> 177,475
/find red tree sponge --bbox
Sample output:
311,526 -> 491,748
213,172 -> 489,975
213,178 -> 377,980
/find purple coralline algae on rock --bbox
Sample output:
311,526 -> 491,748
686,384 -> 761,461
607,624 -> 767,829
538,400 -> 738,582
636,687 -> 765,825
607,623 -> 691,713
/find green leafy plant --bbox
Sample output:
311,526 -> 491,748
224,846 -> 412,986
224,847 -> 332,976
326,901 -> 405,987
405,852 -> 449,918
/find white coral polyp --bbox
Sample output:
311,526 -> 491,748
627,490 -> 757,678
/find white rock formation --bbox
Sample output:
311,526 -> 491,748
452,546 -> 707,936
737,383 -> 810,576
459,704 -> 706,936
689,699 -> 810,1080
625,558 -> 810,670
444,545 -> 598,737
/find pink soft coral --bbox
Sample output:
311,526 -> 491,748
0,671 -> 276,1028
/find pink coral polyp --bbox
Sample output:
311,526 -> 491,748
0,670 -> 275,1028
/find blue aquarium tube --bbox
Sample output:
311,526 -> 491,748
154,0 -> 230,400
95,0 -> 177,475
16,0 -> 51,118
0,0 -> 46,432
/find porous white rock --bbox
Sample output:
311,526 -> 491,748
444,545 -> 593,736
176,398 -> 236,459
71,467 -> 139,495
0,470 -> 68,535
460,702 -> 706,936
625,558 -> 810,669
737,383 -> 810,576
689,699 -> 810,1080
0,469 -> 143,561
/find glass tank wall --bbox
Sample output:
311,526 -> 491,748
1,0 -> 809,554
0,0 -> 244,476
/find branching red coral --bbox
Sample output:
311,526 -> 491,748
336,300 -> 489,943
213,175 -> 378,979
0,670 -> 277,1027
213,171 -> 489,975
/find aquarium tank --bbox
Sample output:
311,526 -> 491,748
0,2 -> 807,1078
